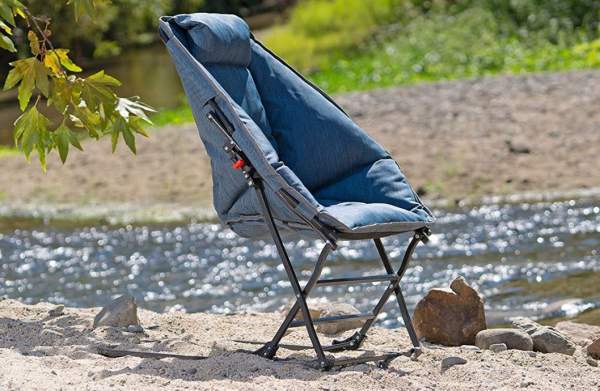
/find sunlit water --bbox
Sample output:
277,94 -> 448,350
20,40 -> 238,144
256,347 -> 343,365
0,200 -> 598,327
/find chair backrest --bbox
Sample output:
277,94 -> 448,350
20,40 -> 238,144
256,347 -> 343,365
159,13 -> 430,238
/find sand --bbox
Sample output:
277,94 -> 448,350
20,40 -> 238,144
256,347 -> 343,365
1,70 -> 599,210
0,299 -> 598,390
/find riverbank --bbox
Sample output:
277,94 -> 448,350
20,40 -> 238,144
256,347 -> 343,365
0,299 -> 598,390
1,70 -> 599,212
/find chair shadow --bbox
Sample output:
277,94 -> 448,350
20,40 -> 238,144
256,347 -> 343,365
0,313 -> 410,382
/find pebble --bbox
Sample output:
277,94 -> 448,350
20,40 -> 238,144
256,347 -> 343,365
587,357 -> 598,367
527,351 -> 537,358
490,343 -> 508,353
461,345 -> 481,352
441,356 -> 467,371
127,325 -> 144,333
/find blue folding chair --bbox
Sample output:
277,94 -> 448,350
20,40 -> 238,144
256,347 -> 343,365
159,13 -> 434,369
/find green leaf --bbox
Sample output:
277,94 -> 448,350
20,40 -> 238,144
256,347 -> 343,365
4,67 -> 23,90
0,20 -> 12,35
53,122 -> 71,163
34,60 -> 49,97
121,124 -> 136,154
0,33 -> 15,52
88,70 -> 121,86
14,105 -> 50,159
70,0 -> 95,22
79,71 -> 120,113
111,128 -> 118,152
69,130 -> 83,151
0,3 -> 15,26
17,71 -> 34,110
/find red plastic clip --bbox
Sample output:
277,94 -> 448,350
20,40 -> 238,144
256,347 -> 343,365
232,159 -> 245,170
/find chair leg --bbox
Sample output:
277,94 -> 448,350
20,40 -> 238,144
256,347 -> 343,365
374,236 -> 422,349
345,234 -> 422,351
255,243 -> 332,360
253,182 -> 333,369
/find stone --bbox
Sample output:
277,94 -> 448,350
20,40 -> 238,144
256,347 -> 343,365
489,343 -> 508,353
294,302 -> 365,335
512,317 -> 539,335
587,357 -> 598,367
530,327 -> 576,355
48,305 -> 64,317
475,329 -> 533,351
555,321 -> 600,347
513,317 -> 576,355
460,345 -> 481,352
93,295 -> 139,329
505,140 -> 531,154
127,324 -> 144,333
588,338 -> 600,359
441,356 -> 467,371
413,276 -> 486,346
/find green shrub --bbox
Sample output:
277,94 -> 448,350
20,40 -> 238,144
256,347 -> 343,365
264,0 -> 414,70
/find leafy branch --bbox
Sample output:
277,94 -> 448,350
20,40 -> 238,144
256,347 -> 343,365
1,0 -> 154,170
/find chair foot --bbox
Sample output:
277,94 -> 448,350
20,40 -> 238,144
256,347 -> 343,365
254,342 -> 279,359
410,346 -> 422,361
330,331 -> 363,352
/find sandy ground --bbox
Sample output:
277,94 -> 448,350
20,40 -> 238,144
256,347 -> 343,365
0,299 -> 598,391
1,70 -> 599,209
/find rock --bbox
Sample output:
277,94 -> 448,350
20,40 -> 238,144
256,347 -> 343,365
127,324 -> 144,333
588,338 -> 600,359
587,357 -> 598,367
441,356 -> 467,371
413,276 -> 486,346
295,302 -> 365,335
555,321 -> 600,347
527,351 -> 537,358
489,343 -> 508,353
505,140 -> 531,154
513,317 -> 576,355
460,345 -> 481,352
531,327 -> 576,355
93,295 -> 139,329
475,329 -> 533,351
48,305 -> 64,317
512,317 -> 539,335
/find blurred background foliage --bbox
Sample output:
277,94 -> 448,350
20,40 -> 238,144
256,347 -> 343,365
265,0 -> 600,91
2,0 -> 600,133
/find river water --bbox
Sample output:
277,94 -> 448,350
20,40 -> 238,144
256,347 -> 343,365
0,199 -> 598,327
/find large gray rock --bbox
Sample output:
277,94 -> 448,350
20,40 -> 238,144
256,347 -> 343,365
93,295 -> 139,328
295,302 -> 365,335
531,327 -> 576,355
475,329 -> 533,351
512,317 -> 576,355
413,276 -> 486,346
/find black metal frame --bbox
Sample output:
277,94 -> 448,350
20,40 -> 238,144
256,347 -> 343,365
205,105 -> 430,370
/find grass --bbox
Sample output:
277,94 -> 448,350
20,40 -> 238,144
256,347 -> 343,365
150,104 -> 194,127
0,146 -> 19,158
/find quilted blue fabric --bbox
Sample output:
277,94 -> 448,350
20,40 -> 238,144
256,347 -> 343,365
159,13 -> 434,239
